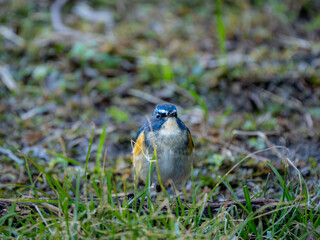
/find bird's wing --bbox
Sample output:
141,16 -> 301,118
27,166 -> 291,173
133,128 -> 145,167
187,128 -> 194,153
136,123 -> 146,139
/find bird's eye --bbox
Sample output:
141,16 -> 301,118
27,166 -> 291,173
156,113 -> 161,119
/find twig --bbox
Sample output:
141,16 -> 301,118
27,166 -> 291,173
279,35 -> 312,50
20,103 -> 56,121
256,87 -> 303,110
50,0 -> 113,44
195,132 -> 273,163
1,196 -> 316,222
72,2 -> 115,40
0,26 -> 25,47
0,146 -> 24,165
226,143 -> 272,163
255,86 -> 313,128
128,89 -> 165,105
0,197 -> 279,218
232,130 -> 303,193
34,204 -> 54,234
51,0 -> 76,34
232,130 -> 275,148
0,65 -> 17,91
50,0 -> 93,41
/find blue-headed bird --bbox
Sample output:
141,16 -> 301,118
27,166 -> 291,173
133,103 -> 193,190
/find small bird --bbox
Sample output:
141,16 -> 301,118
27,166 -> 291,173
133,103 -> 193,190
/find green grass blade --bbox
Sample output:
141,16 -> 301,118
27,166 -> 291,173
263,173 -> 270,198
216,0 -> 226,57
0,212 -> 17,226
243,185 -> 257,235
267,161 -> 292,201
189,89 -> 208,119
91,177 -> 101,198
96,119 -> 107,173
25,157 -> 39,199
84,124 -> 95,217
47,151 -> 83,166
243,186 -> 252,212
73,171 -> 80,222
197,193 -> 208,225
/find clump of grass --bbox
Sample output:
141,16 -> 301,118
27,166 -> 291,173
138,55 -> 174,83
0,133 -> 319,239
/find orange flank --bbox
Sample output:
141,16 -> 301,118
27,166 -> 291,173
188,132 -> 193,153
133,131 -> 145,167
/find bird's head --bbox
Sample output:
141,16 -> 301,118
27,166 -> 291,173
153,103 -> 178,119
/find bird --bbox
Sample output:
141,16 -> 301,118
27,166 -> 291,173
133,103 -> 193,190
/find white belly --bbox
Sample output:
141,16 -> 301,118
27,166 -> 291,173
138,119 -> 193,187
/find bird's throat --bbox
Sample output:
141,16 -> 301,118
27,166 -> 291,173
161,117 -> 180,134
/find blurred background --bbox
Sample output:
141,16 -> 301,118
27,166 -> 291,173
0,0 -> 320,198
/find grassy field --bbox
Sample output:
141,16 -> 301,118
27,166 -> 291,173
1,0 -> 320,239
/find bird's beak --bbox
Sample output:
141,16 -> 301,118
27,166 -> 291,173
168,112 -> 176,117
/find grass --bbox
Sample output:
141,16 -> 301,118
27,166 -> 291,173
1,1 -> 320,239
215,0 -> 226,58
1,134 -> 319,239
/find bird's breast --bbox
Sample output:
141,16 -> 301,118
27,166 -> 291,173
145,118 -> 187,149
156,118 -> 187,149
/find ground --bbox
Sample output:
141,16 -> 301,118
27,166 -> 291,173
0,0 -> 320,238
